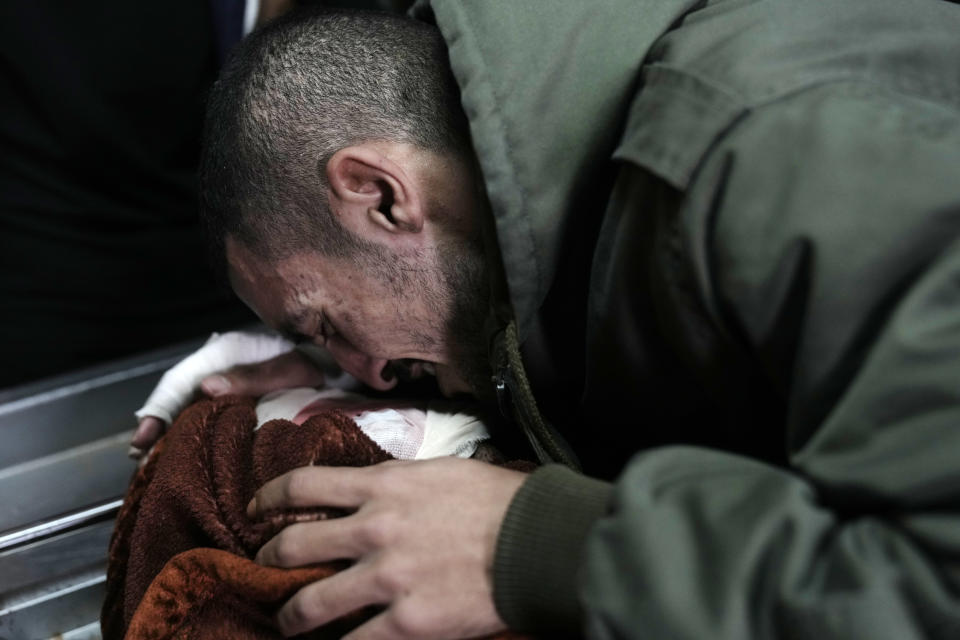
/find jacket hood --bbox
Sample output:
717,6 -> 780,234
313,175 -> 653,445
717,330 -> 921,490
413,0 -> 698,340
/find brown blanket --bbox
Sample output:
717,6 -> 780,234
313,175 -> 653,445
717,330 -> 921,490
101,395 -> 526,639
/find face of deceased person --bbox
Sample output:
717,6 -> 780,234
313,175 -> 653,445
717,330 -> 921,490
226,143 -> 494,399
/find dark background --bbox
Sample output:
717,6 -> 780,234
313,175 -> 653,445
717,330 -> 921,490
0,0 -> 412,389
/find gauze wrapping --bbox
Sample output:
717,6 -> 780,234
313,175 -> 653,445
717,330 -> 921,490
135,331 -> 296,425
255,387 -> 490,460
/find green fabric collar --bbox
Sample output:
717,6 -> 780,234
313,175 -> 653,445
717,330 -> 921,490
413,0 -> 700,340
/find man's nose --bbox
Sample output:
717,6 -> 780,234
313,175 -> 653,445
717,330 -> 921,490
324,335 -> 397,391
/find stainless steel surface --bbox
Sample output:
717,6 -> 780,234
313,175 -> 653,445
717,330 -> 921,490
0,335 -> 216,639
0,338 -> 207,469
0,433 -> 133,535
0,566 -> 105,640
0,522 -> 112,639
0,521 -> 114,597
0,500 -> 121,554
60,621 -> 103,640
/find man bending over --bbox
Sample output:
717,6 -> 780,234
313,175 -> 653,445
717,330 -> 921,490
135,2 -> 960,638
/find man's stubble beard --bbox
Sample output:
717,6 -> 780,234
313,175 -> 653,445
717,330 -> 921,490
436,233 -> 494,400
350,203 -> 493,400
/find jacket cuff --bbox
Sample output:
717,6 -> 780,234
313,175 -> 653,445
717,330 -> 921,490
493,464 -> 612,634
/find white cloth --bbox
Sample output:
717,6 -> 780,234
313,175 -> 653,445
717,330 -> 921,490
419,405 -> 491,459
255,387 -> 490,460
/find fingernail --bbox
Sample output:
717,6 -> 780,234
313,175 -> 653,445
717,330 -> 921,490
128,446 -> 144,460
202,375 -> 231,396
246,497 -> 256,518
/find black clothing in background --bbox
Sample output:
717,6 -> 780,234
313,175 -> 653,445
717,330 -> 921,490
0,1 -> 254,388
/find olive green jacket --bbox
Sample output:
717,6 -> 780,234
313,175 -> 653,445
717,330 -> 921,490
415,0 -> 960,637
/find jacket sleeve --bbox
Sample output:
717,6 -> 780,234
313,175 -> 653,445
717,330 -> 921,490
494,85 -> 960,638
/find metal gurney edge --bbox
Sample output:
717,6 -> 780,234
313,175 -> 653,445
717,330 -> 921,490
0,336 -> 206,640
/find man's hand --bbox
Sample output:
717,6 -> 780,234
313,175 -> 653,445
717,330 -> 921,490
249,458 -> 528,639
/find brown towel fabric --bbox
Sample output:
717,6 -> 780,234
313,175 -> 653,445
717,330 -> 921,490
102,395 -> 526,639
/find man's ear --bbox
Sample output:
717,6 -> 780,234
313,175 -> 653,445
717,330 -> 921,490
325,145 -> 424,237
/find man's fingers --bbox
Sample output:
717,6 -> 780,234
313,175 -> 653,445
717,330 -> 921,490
340,612 -> 401,640
341,604 -> 428,640
256,518 -> 365,567
276,562 -> 388,637
248,465 -> 386,516
258,460 -> 517,639
342,598 -> 491,640
200,350 -> 325,397
129,416 -> 165,454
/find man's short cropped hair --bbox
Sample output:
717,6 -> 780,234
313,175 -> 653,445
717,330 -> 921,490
200,7 -> 470,269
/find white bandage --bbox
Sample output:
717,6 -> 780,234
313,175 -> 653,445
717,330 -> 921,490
135,331 -> 296,425
254,387 -> 490,460
419,401 -> 490,459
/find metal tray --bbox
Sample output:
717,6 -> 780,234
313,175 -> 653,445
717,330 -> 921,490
0,337 -> 207,640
